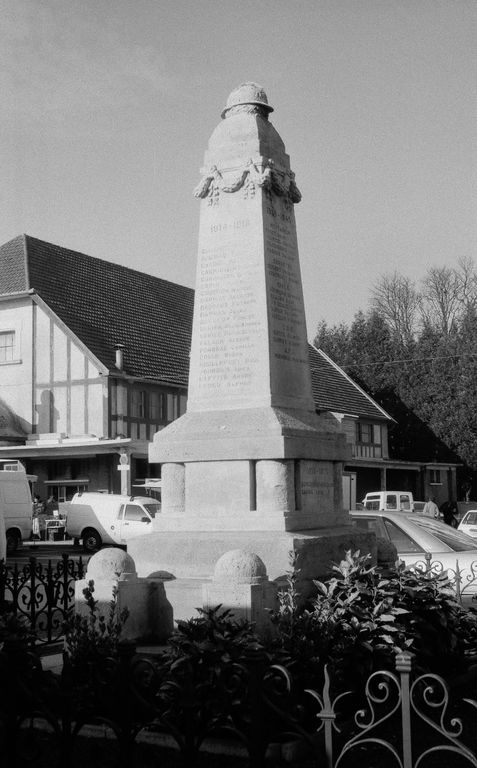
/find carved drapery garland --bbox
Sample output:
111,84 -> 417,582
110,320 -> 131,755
193,157 -> 302,205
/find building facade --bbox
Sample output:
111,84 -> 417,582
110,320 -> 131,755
0,235 -> 192,504
0,235 -> 459,509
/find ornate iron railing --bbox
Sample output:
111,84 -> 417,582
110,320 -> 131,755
0,554 -> 86,647
1,647 -> 476,767
413,552 -> 477,604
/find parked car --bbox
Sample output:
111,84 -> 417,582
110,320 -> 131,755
349,510 -> 477,601
458,510 -> 477,539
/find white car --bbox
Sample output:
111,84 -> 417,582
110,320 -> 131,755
349,510 -> 477,602
458,510 -> 477,539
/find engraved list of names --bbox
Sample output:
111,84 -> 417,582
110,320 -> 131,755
188,204 -> 270,411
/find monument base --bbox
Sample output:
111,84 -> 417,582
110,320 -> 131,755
128,526 -> 376,605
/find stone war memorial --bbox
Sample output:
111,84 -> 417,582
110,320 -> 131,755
129,83 -> 374,618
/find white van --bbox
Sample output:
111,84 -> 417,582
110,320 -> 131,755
65,492 -> 161,552
362,491 -> 415,513
0,460 -> 34,553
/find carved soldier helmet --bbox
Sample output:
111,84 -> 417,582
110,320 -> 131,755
221,82 -> 274,119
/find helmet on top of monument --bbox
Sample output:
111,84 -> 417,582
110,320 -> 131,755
221,82 -> 274,119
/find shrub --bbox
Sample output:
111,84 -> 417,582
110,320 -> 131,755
153,606 -> 270,754
269,550 -> 477,693
158,605 -> 267,698
0,602 -> 34,651
63,580 -> 129,668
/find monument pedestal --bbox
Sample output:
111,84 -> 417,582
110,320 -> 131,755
148,405 -> 350,532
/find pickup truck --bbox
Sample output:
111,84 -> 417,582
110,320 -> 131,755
362,491 -> 415,512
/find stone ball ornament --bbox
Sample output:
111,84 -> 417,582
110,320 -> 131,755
213,549 -> 268,584
221,81 -> 274,119
86,547 -> 137,582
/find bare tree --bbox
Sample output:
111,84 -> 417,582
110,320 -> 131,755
371,271 -> 420,345
455,256 -> 477,314
420,266 -> 462,335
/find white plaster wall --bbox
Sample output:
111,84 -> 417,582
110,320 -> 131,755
0,297 -> 33,430
53,323 -> 67,381
34,303 -> 106,436
87,380 -> 105,436
70,384 -> 85,435
35,307 -> 51,384
71,343 -> 85,380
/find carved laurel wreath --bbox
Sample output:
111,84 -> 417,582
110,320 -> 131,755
193,158 -> 301,204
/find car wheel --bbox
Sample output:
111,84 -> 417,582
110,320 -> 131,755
82,529 -> 102,552
6,530 -> 19,554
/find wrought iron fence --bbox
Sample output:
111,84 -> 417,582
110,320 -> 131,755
0,554 -> 86,647
1,645 -> 477,767
414,552 -> 477,604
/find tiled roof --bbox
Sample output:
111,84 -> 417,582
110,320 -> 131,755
309,345 -> 390,421
0,235 -> 28,293
0,234 -> 390,420
0,235 -> 194,387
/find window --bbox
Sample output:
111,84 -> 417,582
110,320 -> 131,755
142,502 -> 160,518
124,504 -> 147,521
356,423 -> 372,443
131,390 -> 146,418
414,518 -> 477,552
383,520 -> 423,553
430,469 -> 442,485
149,392 -> 159,420
356,423 -> 382,444
355,422 -> 382,458
0,331 -> 14,363
166,393 -> 178,421
149,392 -> 166,421
110,381 -> 118,416
351,516 -> 381,535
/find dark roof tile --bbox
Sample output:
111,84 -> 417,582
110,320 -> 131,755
309,345 -> 389,421
0,235 -> 28,293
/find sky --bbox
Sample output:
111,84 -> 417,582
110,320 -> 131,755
1,0 -> 476,339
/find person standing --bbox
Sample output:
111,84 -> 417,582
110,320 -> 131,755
422,496 -> 439,518
31,495 -> 42,539
440,500 -> 458,528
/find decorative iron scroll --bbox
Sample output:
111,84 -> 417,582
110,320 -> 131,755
0,554 -> 86,646
1,645 -> 477,767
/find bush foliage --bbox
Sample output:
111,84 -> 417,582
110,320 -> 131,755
141,552 -> 477,704
269,550 -> 477,692
63,579 -> 129,668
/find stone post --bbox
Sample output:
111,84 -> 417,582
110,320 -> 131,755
74,548 -> 173,643
202,549 -> 277,639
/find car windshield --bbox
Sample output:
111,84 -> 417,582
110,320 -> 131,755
364,500 -> 380,510
462,512 -> 477,526
142,503 -> 160,518
413,517 -> 477,552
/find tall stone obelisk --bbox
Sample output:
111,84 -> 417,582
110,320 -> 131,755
131,84 -> 372,585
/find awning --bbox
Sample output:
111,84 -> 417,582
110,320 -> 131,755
44,478 -> 90,486
0,437 -> 148,458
